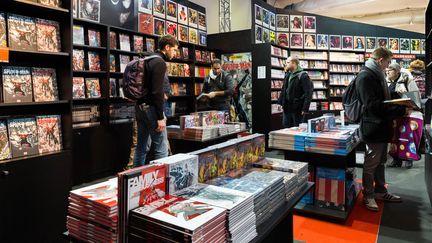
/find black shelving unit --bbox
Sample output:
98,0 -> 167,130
0,0 -> 73,242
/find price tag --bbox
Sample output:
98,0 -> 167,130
0,47 -> 9,63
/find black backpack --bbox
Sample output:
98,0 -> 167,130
122,55 -> 161,101
342,70 -> 367,123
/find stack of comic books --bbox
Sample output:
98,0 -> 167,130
268,127 -> 308,151
117,164 -> 167,243
128,195 -> 227,242
304,129 -> 356,155
150,154 -> 199,195
183,126 -> 218,140
67,178 -> 118,243
174,184 -> 256,243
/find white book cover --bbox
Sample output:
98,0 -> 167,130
151,153 -> 199,194
70,178 -> 118,209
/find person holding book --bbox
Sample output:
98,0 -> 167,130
198,59 -> 234,111
357,47 -> 409,211
278,56 -> 313,128
133,35 -> 178,167
385,63 -> 420,168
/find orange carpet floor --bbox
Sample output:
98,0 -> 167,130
293,193 -> 384,243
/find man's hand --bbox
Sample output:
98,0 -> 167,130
156,119 -> 166,132
206,92 -> 216,99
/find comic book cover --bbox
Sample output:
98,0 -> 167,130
153,18 -> 165,37
151,154 -> 199,195
252,134 -> 265,163
2,66 -> 33,103
36,18 -> 61,52
188,8 -> 198,28
199,31 -> 206,46
117,164 -> 166,243
182,47 -> 189,59
72,77 -> 85,99
145,38 -> 155,52
138,12 -> 154,35
85,77 -> 101,98
109,78 -> 117,97
109,31 -> 117,49
109,54 -> 116,72
36,115 -> 62,153
198,12 -> 206,31
88,51 -> 101,71
7,117 -> 39,158
8,14 -> 37,51
32,67 -> 59,102
166,21 -> 177,37
73,25 -> 85,45
216,142 -> 238,176
38,0 -> 62,7
70,177 -> 117,210
119,33 -> 131,51
119,55 -> 130,72
189,148 -> 217,183
0,121 -> 11,160
72,49 -> 85,71
189,28 -> 198,45
236,137 -> 254,168
0,12 -> 7,47
88,29 -> 101,47
133,35 -> 143,53
178,24 -> 188,43
79,0 -> 100,23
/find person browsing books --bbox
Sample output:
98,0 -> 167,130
133,35 -> 178,167
198,59 -> 234,111
278,56 -> 313,128
356,48 -> 410,211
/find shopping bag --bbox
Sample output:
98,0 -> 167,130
389,111 -> 423,161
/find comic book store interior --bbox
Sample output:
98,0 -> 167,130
1,0 -> 432,242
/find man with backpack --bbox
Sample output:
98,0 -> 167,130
128,35 -> 179,167
355,47 -> 410,211
278,56 -> 313,128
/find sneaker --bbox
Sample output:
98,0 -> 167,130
405,161 -> 413,169
364,198 -> 379,211
375,192 -> 402,202
387,160 -> 402,167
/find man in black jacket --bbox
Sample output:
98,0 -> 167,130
357,47 -> 408,211
133,35 -> 178,167
278,56 -> 313,128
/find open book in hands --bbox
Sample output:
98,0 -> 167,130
196,93 -> 209,100
383,97 -> 420,110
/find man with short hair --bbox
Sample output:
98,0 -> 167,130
200,58 -> 234,111
357,47 -> 409,211
133,35 -> 178,167
278,56 -> 313,128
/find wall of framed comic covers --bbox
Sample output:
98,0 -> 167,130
0,1 -> 74,242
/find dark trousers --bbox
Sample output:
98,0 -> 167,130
282,110 -> 303,128
363,142 -> 388,199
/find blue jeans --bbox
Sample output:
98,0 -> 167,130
133,104 -> 168,167
282,110 -> 303,128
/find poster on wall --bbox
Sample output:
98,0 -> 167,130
290,33 -> 303,49
329,35 -> 341,50
79,0 -> 100,23
255,25 -> 263,44
411,39 -> 420,54
138,0 -> 153,14
153,0 -> 166,18
290,15 -> 303,32
270,12 -> 276,31
199,31 -> 207,46
166,21 -> 177,37
270,30 -> 276,44
353,36 -> 365,51
198,12 -> 206,31
399,38 -> 410,54
189,27 -> 198,44
138,13 -> 154,35
154,17 -> 165,36
366,37 -> 376,52
317,34 -> 328,50
304,34 -> 316,49
303,16 -> 316,33
263,28 -> 270,43
262,9 -> 270,28
178,4 -> 188,25
276,14 -> 289,32
178,25 -> 188,43
188,8 -> 198,28
166,0 -> 177,22
100,0 -> 134,29
342,35 -> 353,50
277,32 -> 289,47
221,53 -> 253,129
421,39 -> 425,54
254,4 -> 262,25
377,37 -> 388,49
389,38 -> 399,53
